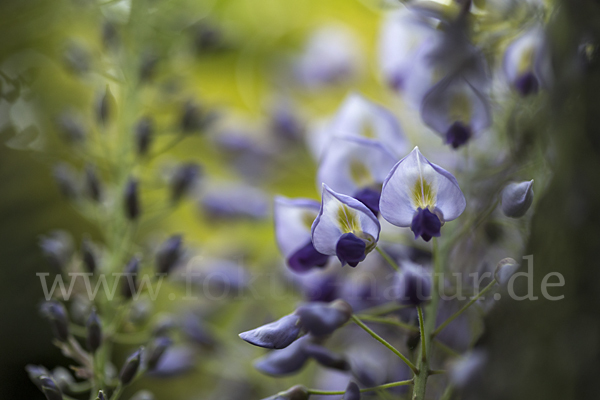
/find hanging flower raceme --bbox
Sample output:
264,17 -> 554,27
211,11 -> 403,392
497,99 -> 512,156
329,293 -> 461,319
312,184 -> 381,267
307,93 -> 408,159
380,147 -> 466,241
274,196 -> 329,273
317,136 -> 397,215
503,27 -> 551,97
421,75 -> 492,149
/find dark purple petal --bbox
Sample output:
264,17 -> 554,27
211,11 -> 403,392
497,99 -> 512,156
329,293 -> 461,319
239,314 -> 301,349
295,299 -> 352,336
335,233 -> 366,267
514,72 -> 539,96
353,187 -> 381,216
344,382 -> 361,400
287,241 -> 329,273
410,208 -> 441,242
444,121 -> 472,149
394,266 -> 432,307
254,337 -> 310,376
303,343 -> 350,371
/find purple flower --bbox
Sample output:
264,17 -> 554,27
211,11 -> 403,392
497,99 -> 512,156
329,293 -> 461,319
317,136 -> 397,215
380,147 -> 466,241
343,382 -> 360,400
312,185 -> 381,267
254,336 -> 311,376
239,314 -> 302,349
503,27 -> 551,96
421,75 -> 491,149
274,196 -> 329,273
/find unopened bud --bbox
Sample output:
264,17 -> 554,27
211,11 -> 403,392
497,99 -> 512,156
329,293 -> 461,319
124,178 -> 141,221
81,237 -> 98,274
40,301 -> 70,342
96,85 -> 116,127
134,117 -> 154,156
494,258 -> 519,285
146,336 -> 173,370
40,376 -> 62,400
501,180 -> 534,218
170,163 -> 201,203
86,308 -> 102,353
155,235 -> 183,275
122,256 -> 140,299
262,385 -> 309,400
119,347 -> 143,385
84,165 -> 102,202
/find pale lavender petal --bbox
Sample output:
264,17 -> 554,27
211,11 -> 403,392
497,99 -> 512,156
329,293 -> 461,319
274,196 -> 321,258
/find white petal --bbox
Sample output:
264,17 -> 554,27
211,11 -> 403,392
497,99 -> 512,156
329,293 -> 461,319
312,185 -> 380,256
274,196 -> 321,258
317,136 -> 398,195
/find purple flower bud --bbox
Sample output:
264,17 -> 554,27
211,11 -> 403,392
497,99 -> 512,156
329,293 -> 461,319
124,178 -> 141,220
86,308 -> 102,353
239,314 -> 301,349
155,235 -> 183,275
495,258 -> 519,285
146,345 -> 196,377
394,263 -> 431,306
170,163 -> 201,203
294,299 -> 352,336
410,208 -> 442,242
335,233 -> 367,267
343,381 -> 361,400
25,365 -> 50,389
39,376 -> 62,400
96,85 -> 116,127
81,237 -> 97,274
303,343 -> 350,371
97,390 -> 107,400
134,117 -> 154,156
39,230 -> 73,271
501,180 -> 534,218
84,165 -> 102,202
254,337 -> 310,376
182,313 -> 216,347
122,256 -> 140,299
119,347 -> 143,385
40,301 -> 70,342
52,163 -> 79,199
146,336 -> 173,371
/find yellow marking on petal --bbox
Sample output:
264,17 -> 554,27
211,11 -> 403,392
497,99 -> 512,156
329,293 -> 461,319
411,177 -> 436,210
337,204 -> 360,233
448,91 -> 472,123
350,159 -> 374,187
301,211 -> 317,230
517,46 -> 536,75
361,120 -> 377,139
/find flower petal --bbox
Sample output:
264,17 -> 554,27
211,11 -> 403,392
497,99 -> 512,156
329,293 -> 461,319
317,136 -> 398,196
254,336 -> 310,376
239,314 -> 301,349
312,184 -> 381,256
295,300 -> 353,336
274,196 -> 321,258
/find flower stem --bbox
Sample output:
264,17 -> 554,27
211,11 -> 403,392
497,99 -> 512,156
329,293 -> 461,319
376,246 -> 400,271
351,314 -> 419,375
417,306 -> 426,363
306,379 -> 414,395
431,278 -> 497,338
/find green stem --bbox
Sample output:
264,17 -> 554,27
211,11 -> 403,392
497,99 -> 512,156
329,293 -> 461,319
356,314 -> 419,333
376,246 -> 400,271
109,383 -> 123,400
417,306 -> 427,363
306,379 -> 414,395
431,278 -> 498,338
351,315 -> 419,375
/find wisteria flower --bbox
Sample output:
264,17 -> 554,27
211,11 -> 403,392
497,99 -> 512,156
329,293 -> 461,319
274,196 -> 329,273
421,75 -> 491,149
307,93 -> 407,159
503,27 -> 551,96
380,147 -> 466,241
317,136 -> 397,215
312,184 -> 381,267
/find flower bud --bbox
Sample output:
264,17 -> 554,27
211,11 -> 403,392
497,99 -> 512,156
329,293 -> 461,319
52,163 -> 79,199
239,314 -> 301,349
302,343 -> 350,371
39,230 -> 73,271
146,336 -> 173,370
96,390 -> 106,400
81,237 -> 98,274
122,256 -> 140,299
501,180 -> 534,218
155,235 -> 183,275
124,178 -> 141,221
56,112 -> 86,143
393,263 -> 431,306
119,347 -> 143,385
86,308 -> 103,353
170,163 -> 201,203
343,382 -> 360,400
134,117 -> 153,156
494,258 -> 519,286
254,337 -> 309,376
25,365 -> 50,389
294,299 -> 352,336
180,100 -> 208,133
40,301 -> 70,342
84,165 -> 102,202
40,376 -> 62,400
96,85 -> 116,127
